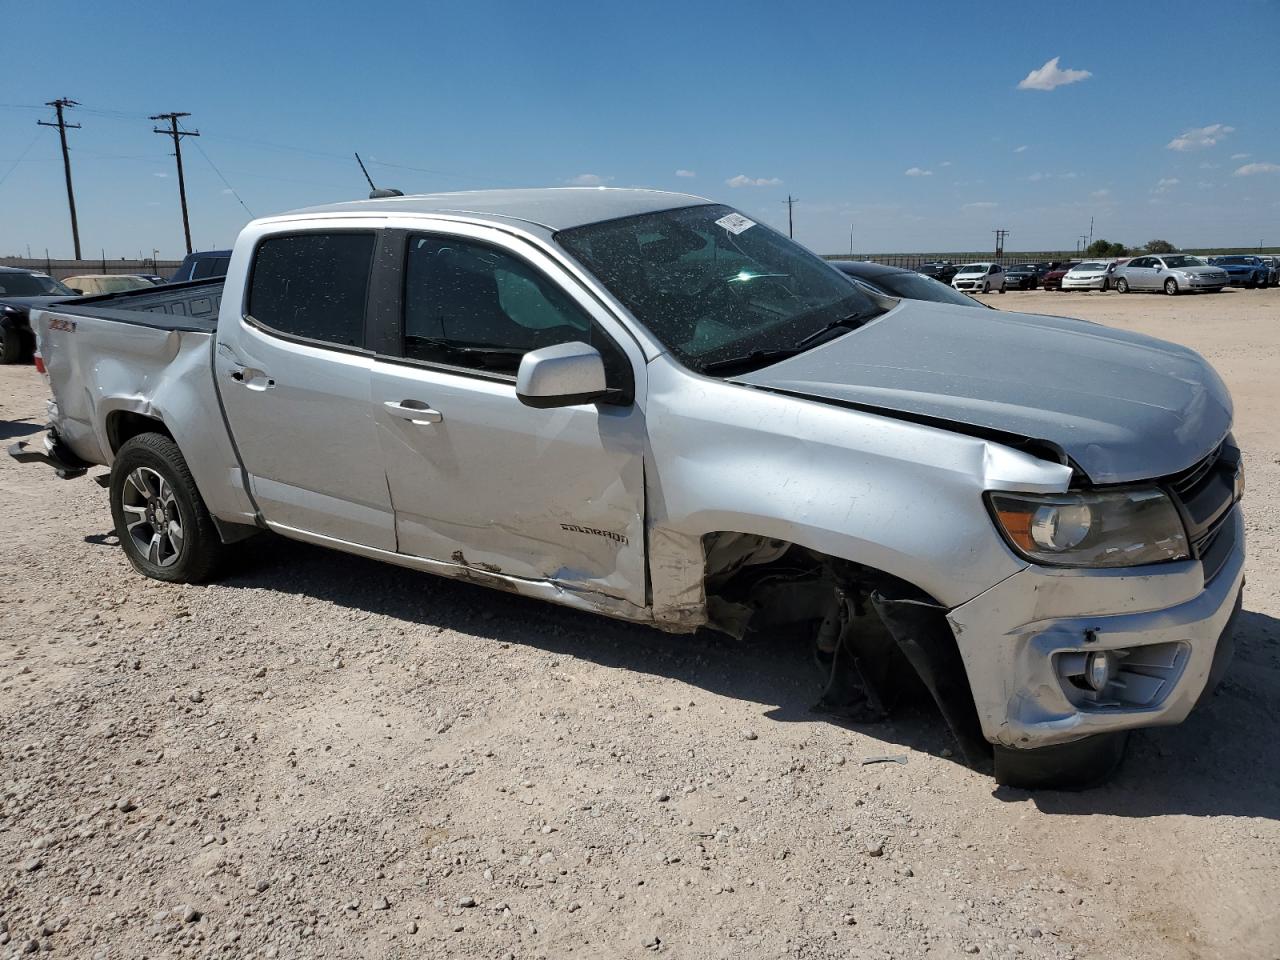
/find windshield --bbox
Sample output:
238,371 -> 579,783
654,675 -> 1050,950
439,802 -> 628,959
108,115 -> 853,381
874,271 -> 982,307
1163,255 -> 1206,268
0,272 -> 76,297
1075,262 -> 1105,271
1215,256 -> 1250,265
955,264 -> 988,275
555,204 -> 883,372
1009,264 -> 1037,272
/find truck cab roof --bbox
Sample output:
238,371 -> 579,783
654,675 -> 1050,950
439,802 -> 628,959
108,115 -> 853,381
289,187 -> 714,232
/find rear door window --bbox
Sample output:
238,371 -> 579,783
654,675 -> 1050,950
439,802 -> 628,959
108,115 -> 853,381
247,233 -> 376,348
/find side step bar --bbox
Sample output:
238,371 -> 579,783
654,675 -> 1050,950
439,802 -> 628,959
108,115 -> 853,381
7,433 -> 93,480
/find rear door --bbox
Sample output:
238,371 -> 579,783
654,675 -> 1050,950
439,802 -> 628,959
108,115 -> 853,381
366,223 -> 647,606
213,225 -> 397,550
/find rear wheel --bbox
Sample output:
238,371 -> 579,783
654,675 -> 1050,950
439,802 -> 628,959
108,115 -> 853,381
0,324 -> 22,364
1164,277 -> 1179,296
1116,278 -> 1129,293
109,433 -> 226,584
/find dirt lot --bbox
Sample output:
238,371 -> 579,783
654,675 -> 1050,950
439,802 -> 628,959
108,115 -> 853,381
2,288 -> 1278,960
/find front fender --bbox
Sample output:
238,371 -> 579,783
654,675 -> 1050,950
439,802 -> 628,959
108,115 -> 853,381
643,360 -> 1066,627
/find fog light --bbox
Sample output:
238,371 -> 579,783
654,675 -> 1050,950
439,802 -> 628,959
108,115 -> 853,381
1085,650 -> 1116,691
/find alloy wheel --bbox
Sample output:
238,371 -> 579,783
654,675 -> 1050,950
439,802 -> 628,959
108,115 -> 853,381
119,466 -> 184,567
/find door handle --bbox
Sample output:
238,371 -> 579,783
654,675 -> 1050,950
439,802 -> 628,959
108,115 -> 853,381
231,367 -> 275,391
384,399 -> 443,425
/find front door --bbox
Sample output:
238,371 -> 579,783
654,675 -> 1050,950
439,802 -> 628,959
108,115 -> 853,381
214,228 -> 396,550
368,227 -> 647,606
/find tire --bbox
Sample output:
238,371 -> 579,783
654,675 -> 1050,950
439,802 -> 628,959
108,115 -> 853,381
109,433 -> 226,584
0,323 -> 21,365
1164,278 -> 1179,296
993,731 -> 1129,790
1101,279 -> 1110,292
998,282 -> 1006,294
981,282 -> 990,293
1116,278 -> 1129,294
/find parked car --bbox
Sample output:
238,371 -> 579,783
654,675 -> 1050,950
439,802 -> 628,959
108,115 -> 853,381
11,188 -> 1244,790
1207,255 -> 1270,289
1003,263 -> 1046,290
0,266 -> 76,364
1256,255 -> 1279,286
63,275 -> 156,296
830,260 -> 987,307
917,260 -> 959,285
170,249 -> 232,283
1061,260 -> 1116,292
137,274 -> 168,285
951,262 -> 1006,294
1039,261 -> 1077,292
1115,255 -> 1228,294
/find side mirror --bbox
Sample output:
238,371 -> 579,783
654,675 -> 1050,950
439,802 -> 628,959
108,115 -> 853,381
516,341 -> 608,409
70,288 -> 84,295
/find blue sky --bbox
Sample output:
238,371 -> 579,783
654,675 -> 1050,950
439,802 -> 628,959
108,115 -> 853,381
2,0 -> 1277,259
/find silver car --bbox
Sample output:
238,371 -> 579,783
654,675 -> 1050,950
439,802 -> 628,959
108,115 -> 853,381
1115,255 -> 1228,294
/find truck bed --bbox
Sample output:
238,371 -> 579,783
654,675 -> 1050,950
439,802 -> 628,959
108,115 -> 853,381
50,277 -> 224,332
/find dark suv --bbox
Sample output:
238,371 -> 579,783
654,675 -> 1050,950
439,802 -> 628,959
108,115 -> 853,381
0,267 -> 77,364
170,250 -> 232,283
1003,263 -> 1047,290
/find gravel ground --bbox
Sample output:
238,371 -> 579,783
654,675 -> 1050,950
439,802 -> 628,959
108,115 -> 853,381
2,288 -> 1278,960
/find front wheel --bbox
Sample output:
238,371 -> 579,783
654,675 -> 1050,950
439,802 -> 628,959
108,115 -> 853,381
1164,278 -> 1179,296
1116,278 -> 1129,293
109,433 -> 226,583
981,282 -> 990,293
0,324 -> 22,364
998,282 -> 1006,294
993,731 -> 1129,790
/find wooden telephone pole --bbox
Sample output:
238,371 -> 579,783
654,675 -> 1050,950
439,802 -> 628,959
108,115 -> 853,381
37,99 -> 82,259
151,112 -> 200,255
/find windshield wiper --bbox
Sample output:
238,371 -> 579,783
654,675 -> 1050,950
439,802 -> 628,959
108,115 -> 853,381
700,348 -> 802,375
793,311 -> 874,349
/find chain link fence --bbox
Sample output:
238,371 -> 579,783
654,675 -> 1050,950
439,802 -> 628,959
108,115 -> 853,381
0,257 -> 184,282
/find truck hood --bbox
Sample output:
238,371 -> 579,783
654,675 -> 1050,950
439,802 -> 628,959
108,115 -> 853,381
734,300 -> 1232,484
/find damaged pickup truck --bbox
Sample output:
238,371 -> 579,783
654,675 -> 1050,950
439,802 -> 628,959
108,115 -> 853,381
11,189 -> 1244,788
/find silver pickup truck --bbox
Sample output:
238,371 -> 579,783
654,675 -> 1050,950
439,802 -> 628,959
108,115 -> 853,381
10,188 -> 1244,789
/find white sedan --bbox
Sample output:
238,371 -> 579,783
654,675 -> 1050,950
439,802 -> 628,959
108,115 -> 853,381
1061,261 -> 1113,291
951,263 -> 1006,294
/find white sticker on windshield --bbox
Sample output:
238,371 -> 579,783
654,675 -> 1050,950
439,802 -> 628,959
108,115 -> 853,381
714,213 -> 756,235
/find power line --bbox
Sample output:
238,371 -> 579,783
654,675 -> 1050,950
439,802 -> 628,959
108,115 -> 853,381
0,132 -> 42,191
151,112 -> 200,255
37,98 -> 83,259
190,138 -> 254,217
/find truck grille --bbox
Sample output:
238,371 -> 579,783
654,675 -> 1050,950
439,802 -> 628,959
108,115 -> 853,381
1165,439 -> 1240,583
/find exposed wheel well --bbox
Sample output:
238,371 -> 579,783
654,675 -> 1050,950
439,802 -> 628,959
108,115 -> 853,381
700,532 -> 990,766
106,411 -> 173,456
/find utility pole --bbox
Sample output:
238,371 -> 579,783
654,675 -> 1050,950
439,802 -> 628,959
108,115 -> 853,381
993,228 -> 1009,258
1079,234 -> 1089,254
1088,216 -> 1094,248
783,195 -> 798,239
150,112 -> 200,255
37,98 -> 82,259
849,223 -> 854,257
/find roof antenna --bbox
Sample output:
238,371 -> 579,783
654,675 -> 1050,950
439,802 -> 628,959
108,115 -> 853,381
355,152 -> 403,199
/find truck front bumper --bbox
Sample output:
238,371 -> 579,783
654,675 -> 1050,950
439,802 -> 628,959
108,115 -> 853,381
947,508 -> 1244,749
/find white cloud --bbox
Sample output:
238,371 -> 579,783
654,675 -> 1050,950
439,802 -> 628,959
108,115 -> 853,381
1017,56 -> 1091,91
725,174 -> 782,187
152,172 -> 168,178
962,201 -> 998,210
1231,153 -> 1251,160
1154,177 -> 1180,193
221,188 -> 234,195
565,173 -> 612,186
1060,171 -> 1079,179
1166,123 -> 1234,151
1089,189 -> 1111,200
939,160 -> 952,167
903,167 -> 933,177
675,169 -> 696,178
1026,172 -> 1047,182
1013,145 -> 1029,153
1234,162 -> 1280,176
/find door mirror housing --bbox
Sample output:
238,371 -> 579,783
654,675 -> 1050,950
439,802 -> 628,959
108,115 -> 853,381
516,341 -> 609,409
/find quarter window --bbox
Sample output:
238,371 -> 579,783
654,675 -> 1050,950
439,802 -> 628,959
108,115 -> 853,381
402,234 -> 614,378
247,233 -> 375,347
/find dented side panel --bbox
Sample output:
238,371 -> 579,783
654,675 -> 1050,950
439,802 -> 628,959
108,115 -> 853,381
34,308 -> 256,525
643,359 -> 1071,627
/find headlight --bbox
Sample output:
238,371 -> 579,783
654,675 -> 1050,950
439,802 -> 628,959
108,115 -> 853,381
987,488 -> 1189,567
